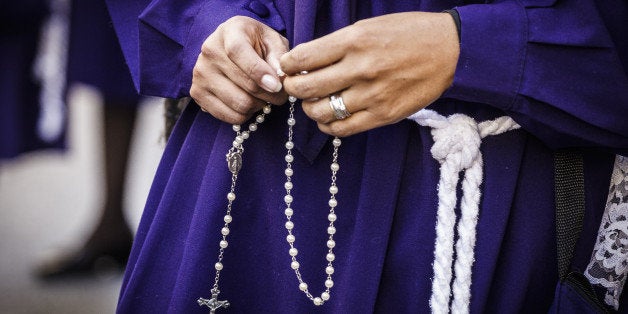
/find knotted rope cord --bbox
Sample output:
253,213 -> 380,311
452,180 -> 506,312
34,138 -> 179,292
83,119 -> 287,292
407,109 -> 520,314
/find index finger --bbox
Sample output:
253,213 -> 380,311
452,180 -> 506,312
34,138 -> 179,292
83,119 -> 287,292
279,29 -> 349,75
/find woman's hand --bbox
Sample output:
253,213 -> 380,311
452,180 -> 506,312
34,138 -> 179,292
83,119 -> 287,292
190,16 -> 289,124
280,12 -> 459,137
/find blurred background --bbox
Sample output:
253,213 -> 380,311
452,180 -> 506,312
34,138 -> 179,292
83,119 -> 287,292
1,1 -> 168,311
0,85 -> 164,313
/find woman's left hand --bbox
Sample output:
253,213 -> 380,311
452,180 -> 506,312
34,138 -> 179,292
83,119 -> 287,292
279,12 -> 459,137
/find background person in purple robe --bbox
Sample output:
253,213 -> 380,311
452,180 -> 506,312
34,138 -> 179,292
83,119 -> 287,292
106,0 -> 628,312
0,1 -> 64,159
35,0 -> 140,279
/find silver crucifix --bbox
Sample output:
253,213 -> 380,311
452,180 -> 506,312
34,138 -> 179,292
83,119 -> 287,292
197,290 -> 229,313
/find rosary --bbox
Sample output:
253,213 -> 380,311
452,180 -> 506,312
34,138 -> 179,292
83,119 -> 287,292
197,96 -> 342,313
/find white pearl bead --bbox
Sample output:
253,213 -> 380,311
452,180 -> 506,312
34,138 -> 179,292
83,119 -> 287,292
215,262 -> 223,270
291,261 -> 300,270
235,136 -> 244,144
284,208 -> 293,216
249,124 -> 258,132
285,154 -> 294,162
329,185 -> 338,194
328,198 -> 337,208
288,96 -> 297,103
289,248 -> 298,256
256,115 -> 265,123
232,140 -> 240,148
285,141 -> 294,149
326,253 -> 335,262
285,168 -> 294,177
287,235 -> 295,243
313,297 -> 323,306
263,105 -> 272,114
232,125 -> 241,132
325,266 -> 334,275
330,162 -> 339,172
219,240 -> 228,248
223,214 -> 232,223
285,221 -> 294,230
284,195 -> 293,204
299,282 -> 308,291
321,292 -> 330,301
287,118 -> 296,126
325,279 -> 334,288
221,227 -> 230,236
227,192 -> 236,201
284,181 -> 293,190
241,131 -> 249,139
332,138 -> 341,147
327,226 -> 336,235
327,239 -> 336,248
328,213 -> 337,222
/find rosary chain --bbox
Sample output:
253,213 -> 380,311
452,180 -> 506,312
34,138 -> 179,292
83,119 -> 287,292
283,97 -> 342,306
201,96 -> 342,310
205,104 -> 272,300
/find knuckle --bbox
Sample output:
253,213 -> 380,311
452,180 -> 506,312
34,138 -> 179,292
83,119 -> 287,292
229,114 -> 249,125
192,65 -> 204,79
245,60 -> 265,79
228,15 -> 250,26
302,103 -> 322,121
225,40 -> 243,60
189,85 -> 202,101
220,112 -> 243,125
289,78 -> 314,98
243,77 -> 262,94
231,94 -> 258,114
231,98 -> 250,114
288,46 -> 310,69
361,66 -> 379,81
347,27 -> 367,49
328,123 -> 350,138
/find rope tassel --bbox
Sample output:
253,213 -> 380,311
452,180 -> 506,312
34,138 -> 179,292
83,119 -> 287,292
407,110 -> 520,314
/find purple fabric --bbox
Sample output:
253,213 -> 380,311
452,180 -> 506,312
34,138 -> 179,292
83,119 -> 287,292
0,1 -> 66,159
106,0 -> 628,312
67,0 -> 140,104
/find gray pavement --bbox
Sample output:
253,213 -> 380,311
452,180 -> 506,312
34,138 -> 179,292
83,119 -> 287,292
0,86 -> 164,314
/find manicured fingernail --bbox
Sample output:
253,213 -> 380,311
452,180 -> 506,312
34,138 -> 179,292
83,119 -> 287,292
277,68 -> 286,77
261,74 -> 282,92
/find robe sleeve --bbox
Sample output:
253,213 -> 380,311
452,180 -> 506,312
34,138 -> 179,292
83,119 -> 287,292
105,0 -> 285,98
444,0 -> 628,153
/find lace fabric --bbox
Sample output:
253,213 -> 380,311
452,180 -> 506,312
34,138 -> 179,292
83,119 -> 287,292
585,155 -> 628,310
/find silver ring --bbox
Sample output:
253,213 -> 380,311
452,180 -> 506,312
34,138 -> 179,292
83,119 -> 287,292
329,95 -> 351,120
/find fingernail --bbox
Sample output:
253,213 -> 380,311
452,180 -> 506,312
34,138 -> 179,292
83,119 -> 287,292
277,68 -> 286,77
261,74 -> 282,93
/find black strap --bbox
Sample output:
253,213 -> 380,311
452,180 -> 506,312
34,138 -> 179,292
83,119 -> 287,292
554,150 -> 586,280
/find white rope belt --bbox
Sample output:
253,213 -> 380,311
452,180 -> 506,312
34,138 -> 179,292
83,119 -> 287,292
407,109 -> 520,314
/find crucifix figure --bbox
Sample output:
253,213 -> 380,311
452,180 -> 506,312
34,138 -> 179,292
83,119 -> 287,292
197,290 -> 230,313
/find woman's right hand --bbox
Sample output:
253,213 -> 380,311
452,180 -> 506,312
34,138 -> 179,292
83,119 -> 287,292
190,16 -> 288,124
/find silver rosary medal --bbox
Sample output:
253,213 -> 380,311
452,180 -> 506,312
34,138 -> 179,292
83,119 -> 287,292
226,151 -> 242,174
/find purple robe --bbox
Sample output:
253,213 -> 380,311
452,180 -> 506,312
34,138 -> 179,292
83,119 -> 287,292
106,0 -> 628,312
67,0 -> 139,104
0,1 -> 65,158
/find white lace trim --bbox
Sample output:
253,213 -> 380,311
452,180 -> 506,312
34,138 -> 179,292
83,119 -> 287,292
585,155 -> 628,310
